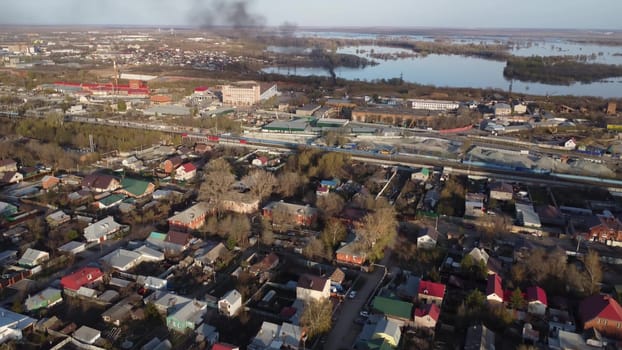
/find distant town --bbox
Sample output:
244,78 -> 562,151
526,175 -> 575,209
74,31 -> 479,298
0,25 -> 622,350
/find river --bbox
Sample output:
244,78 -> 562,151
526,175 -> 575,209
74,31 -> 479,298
263,33 -> 622,98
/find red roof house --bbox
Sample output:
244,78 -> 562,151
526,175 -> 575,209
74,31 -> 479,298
486,274 -> 503,304
580,294 -> 622,339
414,303 -> 440,328
418,280 -> 446,305
526,286 -> 548,316
165,231 -> 191,252
61,267 -> 104,291
212,344 -> 239,350
175,163 -> 197,181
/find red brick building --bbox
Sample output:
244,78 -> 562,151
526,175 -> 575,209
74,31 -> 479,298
580,294 -> 622,339
262,201 -> 318,227
167,202 -> 212,232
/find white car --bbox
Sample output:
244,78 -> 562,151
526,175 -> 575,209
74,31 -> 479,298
348,291 -> 357,299
360,310 -> 369,318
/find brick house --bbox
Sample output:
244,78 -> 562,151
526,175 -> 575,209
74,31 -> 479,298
335,240 -> 367,266
580,294 -> 622,340
262,201 -> 318,227
167,202 -> 212,232
161,156 -> 183,174
584,214 -> 622,244
41,175 -> 60,190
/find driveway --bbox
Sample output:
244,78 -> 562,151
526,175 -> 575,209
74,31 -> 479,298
323,252 -> 390,350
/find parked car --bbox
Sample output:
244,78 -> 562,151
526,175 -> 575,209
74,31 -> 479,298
360,310 -> 369,318
348,291 -> 357,299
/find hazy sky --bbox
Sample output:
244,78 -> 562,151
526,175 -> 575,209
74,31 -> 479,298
0,0 -> 620,30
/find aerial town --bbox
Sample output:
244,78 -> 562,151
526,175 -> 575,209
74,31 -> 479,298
1,2 -> 622,350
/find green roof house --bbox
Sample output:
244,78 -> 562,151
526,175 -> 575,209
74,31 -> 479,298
372,296 -> 413,321
25,288 -> 62,311
117,178 -> 155,198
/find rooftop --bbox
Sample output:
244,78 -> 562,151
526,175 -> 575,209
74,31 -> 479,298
297,274 -> 329,292
372,296 -> 413,320
168,202 -> 211,225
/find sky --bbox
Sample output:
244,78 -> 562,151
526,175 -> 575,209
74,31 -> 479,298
0,0 -> 620,30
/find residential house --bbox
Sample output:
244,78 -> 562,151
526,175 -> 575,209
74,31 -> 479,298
161,156 -> 183,174
153,292 -> 207,332
262,201 -> 318,228
249,253 -> 279,276
194,143 -> 211,154
584,213 -> 622,244
296,274 -> 330,302
194,242 -> 228,266
167,202 -> 212,231
329,268 -> 346,286
372,296 -> 413,322
397,275 -> 420,301
486,274 -> 504,304
221,193 -> 260,214
489,182 -> 513,201
25,288 -> 62,311
19,166 -> 38,179
372,317 -> 402,347
418,280 -> 446,305
136,276 -> 167,291
117,177 -> 155,198
417,227 -> 439,250
164,231 -> 191,253
1,171 -> 23,184
102,300 -> 133,326
41,175 -> 60,190
46,210 -> 70,227
251,156 -> 268,167
58,241 -> 86,255
548,329 -> 594,350
0,201 -> 17,217
121,156 -> 145,172
527,286 -> 547,316
467,248 -> 503,276
219,289 -> 243,317
18,248 -> 49,268
195,324 -> 219,346
141,337 -> 173,350
563,138 -> 577,150
579,294 -> 622,340
93,194 -> 126,210
411,168 -> 431,182
336,239 -> 367,266
414,303 -> 440,329
84,216 -> 122,243
134,245 -> 165,262
465,193 -> 486,217
175,163 -> 197,181
73,325 -> 101,345
249,321 -> 303,350
81,174 -> 120,193
60,267 -> 104,291
0,159 -> 17,173
0,307 -> 36,344
101,249 -> 142,272
493,103 -> 512,116
464,324 -> 496,350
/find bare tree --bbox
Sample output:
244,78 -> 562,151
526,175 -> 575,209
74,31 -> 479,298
316,193 -> 345,218
359,206 -> 398,261
300,298 -> 333,339
303,238 -> 326,259
199,158 -> 236,213
583,249 -> 603,295
320,218 -> 347,248
277,171 -> 305,198
260,228 -> 275,246
242,169 -> 277,201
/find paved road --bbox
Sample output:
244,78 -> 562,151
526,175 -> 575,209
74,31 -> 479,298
324,253 -> 390,350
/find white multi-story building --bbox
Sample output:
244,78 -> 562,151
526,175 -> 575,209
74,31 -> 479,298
221,81 -> 278,106
411,99 -> 459,111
